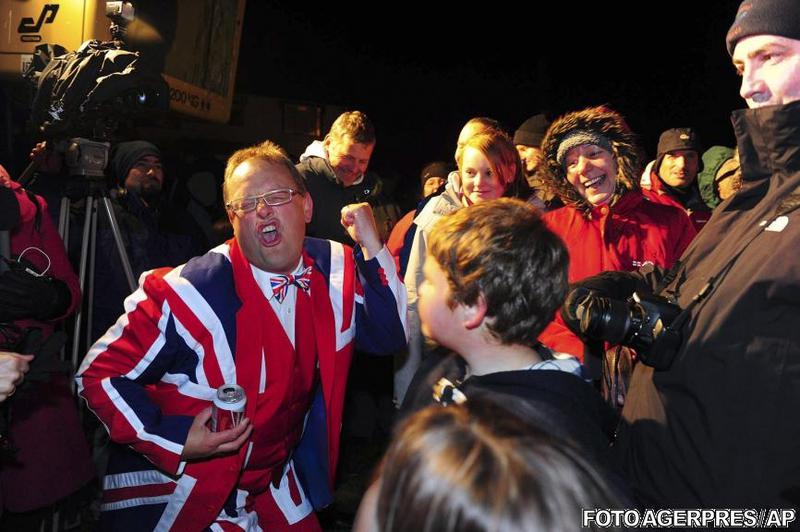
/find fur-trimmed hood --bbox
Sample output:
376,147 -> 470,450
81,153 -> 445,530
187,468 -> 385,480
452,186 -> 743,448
538,106 -> 644,213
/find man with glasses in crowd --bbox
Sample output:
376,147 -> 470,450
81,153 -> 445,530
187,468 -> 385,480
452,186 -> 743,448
77,140 -> 407,531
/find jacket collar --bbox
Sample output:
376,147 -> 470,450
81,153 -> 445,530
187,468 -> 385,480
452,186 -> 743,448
587,189 -> 643,218
304,151 -> 375,190
732,100 -> 800,184
648,169 -> 707,211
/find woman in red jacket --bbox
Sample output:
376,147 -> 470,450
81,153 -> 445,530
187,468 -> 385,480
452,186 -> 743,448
536,107 -> 695,404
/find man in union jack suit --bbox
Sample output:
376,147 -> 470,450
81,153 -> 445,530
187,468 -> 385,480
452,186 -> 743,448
76,140 -> 408,531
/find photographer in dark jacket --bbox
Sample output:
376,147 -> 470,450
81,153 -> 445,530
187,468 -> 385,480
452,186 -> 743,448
91,141 -> 205,342
568,0 -> 800,511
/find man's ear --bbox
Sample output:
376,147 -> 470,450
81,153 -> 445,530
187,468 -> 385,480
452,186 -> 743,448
461,295 -> 488,330
303,192 -> 314,223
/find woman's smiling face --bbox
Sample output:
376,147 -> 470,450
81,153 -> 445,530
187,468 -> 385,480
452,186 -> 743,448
563,143 -> 618,206
459,146 -> 506,205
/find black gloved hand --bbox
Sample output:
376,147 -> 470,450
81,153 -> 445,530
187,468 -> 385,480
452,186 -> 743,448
561,286 -> 598,337
0,269 -> 71,321
560,270 -> 652,338
573,270 -> 651,299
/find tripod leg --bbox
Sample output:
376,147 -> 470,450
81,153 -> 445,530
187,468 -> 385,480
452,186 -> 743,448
71,196 -> 95,373
58,196 -> 70,247
99,196 -> 136,292
0,231 -> 8,273
55,197 -> 72,366
86,200 -> 99,356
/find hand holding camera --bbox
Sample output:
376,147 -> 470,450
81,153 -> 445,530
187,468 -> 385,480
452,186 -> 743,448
561,270 -> 685,370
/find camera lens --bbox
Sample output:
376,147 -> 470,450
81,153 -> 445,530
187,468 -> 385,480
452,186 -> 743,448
580,297 -> 632,345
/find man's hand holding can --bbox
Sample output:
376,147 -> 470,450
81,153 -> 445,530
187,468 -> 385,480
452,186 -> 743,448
182,384 -> 252,461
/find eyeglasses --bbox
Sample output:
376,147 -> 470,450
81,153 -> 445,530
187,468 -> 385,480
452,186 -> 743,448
226,188 -> 299,215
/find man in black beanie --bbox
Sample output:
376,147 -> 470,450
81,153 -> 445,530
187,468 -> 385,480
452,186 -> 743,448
611,0 -> 800,513
91,140 -> 204,342
513,114 -> 561,211
642,127 -> 711,231
513,114 -> 549,177
111,140 -> 164,204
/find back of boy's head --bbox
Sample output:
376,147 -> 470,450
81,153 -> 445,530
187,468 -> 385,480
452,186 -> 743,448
428,198 -> 568,346
376,393 -> 622,532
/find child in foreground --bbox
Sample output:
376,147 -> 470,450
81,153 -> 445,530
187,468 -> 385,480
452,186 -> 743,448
402,198 -> 615,459
355,199 -> 626,531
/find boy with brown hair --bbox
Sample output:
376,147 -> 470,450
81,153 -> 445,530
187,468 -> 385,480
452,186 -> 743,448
402,198 -> 615,462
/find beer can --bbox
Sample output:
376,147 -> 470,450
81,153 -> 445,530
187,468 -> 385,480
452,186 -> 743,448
210,384 -> 246,432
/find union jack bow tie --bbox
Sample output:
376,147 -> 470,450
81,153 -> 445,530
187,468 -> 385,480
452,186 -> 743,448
270,266 -> 312,303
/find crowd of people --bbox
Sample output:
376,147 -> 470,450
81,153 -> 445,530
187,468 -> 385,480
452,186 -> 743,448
0,0 -> 797,530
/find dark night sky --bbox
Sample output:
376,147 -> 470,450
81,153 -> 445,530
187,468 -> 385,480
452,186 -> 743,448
235,0 -> 746,194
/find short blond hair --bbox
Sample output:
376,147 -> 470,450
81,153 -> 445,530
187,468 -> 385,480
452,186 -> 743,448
222,140 -> 306,203
327,111 -> 376,146
377,394 -> 623,532
454,117 -> 503,162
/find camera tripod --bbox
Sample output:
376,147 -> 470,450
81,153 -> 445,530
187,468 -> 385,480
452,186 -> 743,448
55,139 -> 137,371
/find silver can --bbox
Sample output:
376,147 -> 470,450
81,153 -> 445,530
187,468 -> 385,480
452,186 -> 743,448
210,384 -> 246,432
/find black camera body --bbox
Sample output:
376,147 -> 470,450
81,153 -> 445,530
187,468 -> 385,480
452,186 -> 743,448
27,39 -> 169,143
24,2 -> 169,146
578,291 -> 683,370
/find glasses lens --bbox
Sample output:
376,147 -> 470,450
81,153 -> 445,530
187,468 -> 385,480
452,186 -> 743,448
229,189 -> 295,213
266,189 -> 293,205
233,197 -> 257,212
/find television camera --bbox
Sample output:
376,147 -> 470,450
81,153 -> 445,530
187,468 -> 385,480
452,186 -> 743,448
19,1 -> 169,367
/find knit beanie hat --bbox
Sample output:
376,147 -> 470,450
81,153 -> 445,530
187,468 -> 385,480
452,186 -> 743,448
654,128 -> 703,176
555,130 -> 613,166
111,141 -> 162,186
513,114 -> 550,147
726,0 -> 800,55
657,128 -> 701,157
419,161 -> 453,188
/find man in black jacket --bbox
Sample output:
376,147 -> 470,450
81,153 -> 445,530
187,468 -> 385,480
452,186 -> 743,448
610,0 -> 800,513
296,111 -> 398,245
